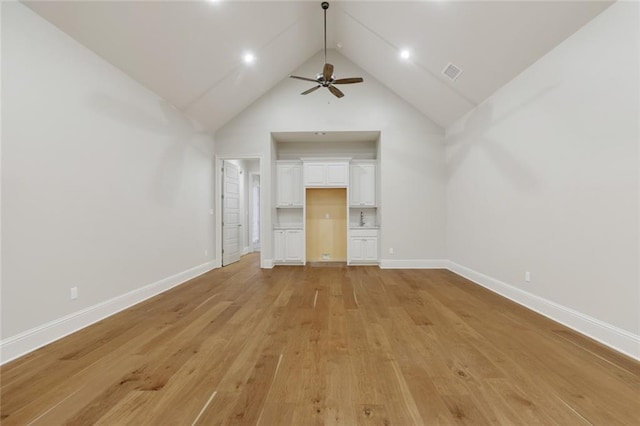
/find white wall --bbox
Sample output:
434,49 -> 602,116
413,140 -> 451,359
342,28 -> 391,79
1,3 -> 216,362
215,50 -> 446,267
277,140 -> 377,160
445,1 -> 639,357
6,0 -> 634,364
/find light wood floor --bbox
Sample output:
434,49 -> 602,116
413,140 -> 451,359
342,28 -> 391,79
1,254 -> 639,425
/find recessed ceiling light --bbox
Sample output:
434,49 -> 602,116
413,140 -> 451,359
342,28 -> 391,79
243,52 -> 255,65
400,49 -> 411,60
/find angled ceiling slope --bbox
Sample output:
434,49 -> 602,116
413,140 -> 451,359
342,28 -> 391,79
24,1 -> 613,132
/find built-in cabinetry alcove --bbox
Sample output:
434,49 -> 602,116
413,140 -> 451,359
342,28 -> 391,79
272,131 -> 381,266
306,188 -> 347,262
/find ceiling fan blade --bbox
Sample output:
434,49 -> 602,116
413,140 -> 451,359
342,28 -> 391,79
323,63 -> 334,81
328,85 -> 344,98
290,75 -> 318,83
332,77 -> 364,85
301,85 -> 321,95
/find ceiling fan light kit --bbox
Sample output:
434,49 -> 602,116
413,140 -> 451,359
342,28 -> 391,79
289,1 -> 364,99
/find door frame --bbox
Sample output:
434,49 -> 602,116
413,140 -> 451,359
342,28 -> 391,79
248,171 -> 261,252
215,155 -> 264,268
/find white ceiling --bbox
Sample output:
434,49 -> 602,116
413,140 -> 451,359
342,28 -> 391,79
24,0 -> 613,132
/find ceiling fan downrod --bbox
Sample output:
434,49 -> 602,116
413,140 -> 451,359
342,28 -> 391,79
322,2 -> 329,65
288,1 -> 364,98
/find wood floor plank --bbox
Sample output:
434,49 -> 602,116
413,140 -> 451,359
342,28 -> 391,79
2,253 -> 638,425
257,402 -> 296,425
92,391 -> 156,426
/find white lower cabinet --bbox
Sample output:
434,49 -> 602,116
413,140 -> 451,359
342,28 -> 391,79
274,229 -> 303,263
274,230 -> 286,261
348,229 -> 378,264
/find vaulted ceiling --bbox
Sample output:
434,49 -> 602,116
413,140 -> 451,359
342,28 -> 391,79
24,0 -> 613,132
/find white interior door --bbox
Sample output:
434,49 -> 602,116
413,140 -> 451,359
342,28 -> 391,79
222,161 -> 241,266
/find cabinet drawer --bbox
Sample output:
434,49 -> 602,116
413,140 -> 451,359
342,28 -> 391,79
350,229 -> 378,238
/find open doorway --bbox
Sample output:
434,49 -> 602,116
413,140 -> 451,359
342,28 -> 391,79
249,172 -> 261,252
217,157 -> 261,267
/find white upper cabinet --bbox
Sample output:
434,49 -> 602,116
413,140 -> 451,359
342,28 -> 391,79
304,163 -> 326,186
303,161 -> 349,187
276,161 -> 303,207
326,163 -> 349,186
350,162 -> 376,206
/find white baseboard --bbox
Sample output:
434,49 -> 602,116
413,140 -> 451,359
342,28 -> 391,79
379,259 -> 448,269
262,258 -> 274,269
446,261 -> 640,361
242,246 -> 250,256
0,260 -> 218,365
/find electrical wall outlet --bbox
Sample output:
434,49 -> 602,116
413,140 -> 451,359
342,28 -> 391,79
389,247 -> 394,254
70,287 -> 78,300
322,253 -> 330,260
205,249 -> 208,257
525,271 -> 531,282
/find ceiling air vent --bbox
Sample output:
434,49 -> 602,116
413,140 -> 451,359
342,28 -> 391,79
442,62 -> 462,82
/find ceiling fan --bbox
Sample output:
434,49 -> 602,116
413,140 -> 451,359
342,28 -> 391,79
290,1 -> 363,98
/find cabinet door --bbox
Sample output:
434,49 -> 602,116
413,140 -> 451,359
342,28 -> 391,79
276,165 -> 293,206
349,237 -> 364,261
304,164 -> 325,186
350,164 -> 375,206
359,164 -> 376,206
363,237 -> 378,260
274,230 -> 285,261
285,230 -> 303,261
326,163 -> 348,186
349,165 -> 362,205
291,165 -> 303,206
